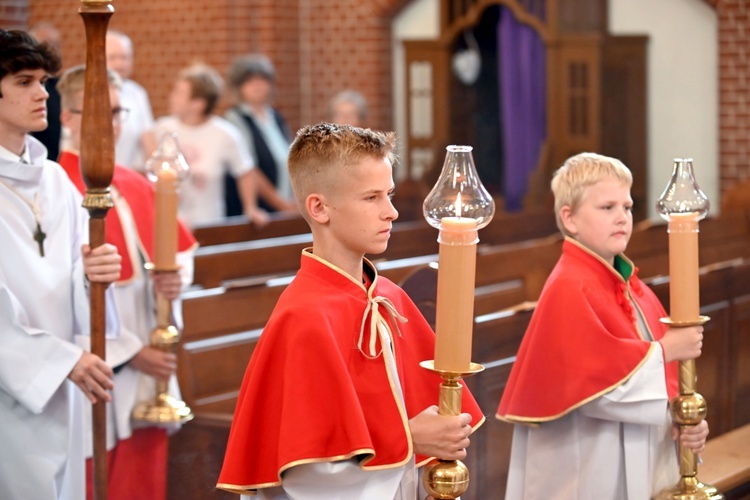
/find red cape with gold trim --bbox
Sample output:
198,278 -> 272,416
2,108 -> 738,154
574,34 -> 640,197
217,251 -> 485,494
58,150 -> 196,282
496,238 -> 678,424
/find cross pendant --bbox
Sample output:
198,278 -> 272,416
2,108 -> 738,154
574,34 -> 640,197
34,222 -> 46,257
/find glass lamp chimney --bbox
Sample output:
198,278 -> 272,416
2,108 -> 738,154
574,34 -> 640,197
423,145 -> 495,229
656,158 -> 709,221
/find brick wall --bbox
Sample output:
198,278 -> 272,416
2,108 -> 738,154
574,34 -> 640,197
2,0 -> 745,193
0,0 -> 27,29
715,0 -> 750,191
14,0 -> 405,134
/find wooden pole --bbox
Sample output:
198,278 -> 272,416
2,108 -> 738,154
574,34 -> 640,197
78,1 -> 115,499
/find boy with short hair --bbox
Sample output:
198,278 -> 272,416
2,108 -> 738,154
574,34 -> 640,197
0,29 -> 121,499
496,152 -> 709,499
218,123 -> 484,499
56,64 -> 197,500
152,62 -> 268,227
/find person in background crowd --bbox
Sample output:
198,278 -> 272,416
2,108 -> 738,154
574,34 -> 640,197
152,62 -> 268,227
106,30 -> 155,172
28,21 -> 63,161
224,54 -> 297,215
328,89 -> 368,128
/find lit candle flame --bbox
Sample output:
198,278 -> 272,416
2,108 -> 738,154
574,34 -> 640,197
455,192 -> 462,218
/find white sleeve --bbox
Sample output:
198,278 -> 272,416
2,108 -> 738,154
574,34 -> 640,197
224,123 -> 255,178
579,343 -> 670,426
171,248 -> 195,331
135,84 -> 155,130
0,274 -> 82,415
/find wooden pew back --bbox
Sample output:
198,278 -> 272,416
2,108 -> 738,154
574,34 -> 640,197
191,210 -> 559,289
191,213 -> 310,247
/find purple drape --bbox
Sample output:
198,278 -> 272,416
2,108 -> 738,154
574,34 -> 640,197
498,7 -> 546,211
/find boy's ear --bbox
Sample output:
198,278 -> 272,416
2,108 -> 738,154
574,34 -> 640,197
306,193 -> 330,224
59,109 -> 73,128
559,205 -> 577,235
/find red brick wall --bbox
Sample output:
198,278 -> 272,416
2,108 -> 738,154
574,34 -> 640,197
0,0 -> 28,29
2,0 -> 745,193
715,0 -> 750,191
13,0 -> 406,134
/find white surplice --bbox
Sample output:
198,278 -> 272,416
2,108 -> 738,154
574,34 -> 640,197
505,344 -> 680,500
0,137 -> 106,500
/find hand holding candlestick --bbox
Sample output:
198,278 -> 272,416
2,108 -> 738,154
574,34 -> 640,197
654,158 -> 721,500
421,146 -> 494,498
132,133 -> 193,424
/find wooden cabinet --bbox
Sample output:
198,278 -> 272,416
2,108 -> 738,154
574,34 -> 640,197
403,0 -> 648,219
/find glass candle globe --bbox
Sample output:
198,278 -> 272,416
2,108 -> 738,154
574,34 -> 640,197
656,158 -> 710,221
423,145 -> 495,229
146,132 -> 190,183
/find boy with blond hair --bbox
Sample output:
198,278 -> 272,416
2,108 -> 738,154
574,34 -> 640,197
56,64 -> 197,500
497,152 -> 709,499
218,123 -> 484,499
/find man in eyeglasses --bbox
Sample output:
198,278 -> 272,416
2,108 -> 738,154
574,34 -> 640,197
105,30 -> 154,173
57,63 -> 197,500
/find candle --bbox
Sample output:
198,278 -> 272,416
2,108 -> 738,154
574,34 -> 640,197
434,214 -> 479,372
668,212 -> 700,323
153,167 -> 179,270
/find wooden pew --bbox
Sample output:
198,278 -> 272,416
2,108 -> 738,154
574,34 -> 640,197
191,221 -> 433,289
462,306 -> 534,500
191,213 -> 309,247
701,424 -> 750,498
178,276 -> 292,414
191,210 -> 559,289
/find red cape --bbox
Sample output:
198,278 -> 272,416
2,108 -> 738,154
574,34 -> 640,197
217,251 -> 485,494
496,238 -> 679,424
58,150 -> 196,282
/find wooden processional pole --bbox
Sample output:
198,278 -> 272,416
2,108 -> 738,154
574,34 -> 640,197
78,1 -> 115,498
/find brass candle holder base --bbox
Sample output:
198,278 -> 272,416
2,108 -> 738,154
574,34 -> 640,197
653,477 -> 723,500
653,316 -> 721,500
132,392 -> 194,424
131,321 -> 193,424
420,360 -> 484,499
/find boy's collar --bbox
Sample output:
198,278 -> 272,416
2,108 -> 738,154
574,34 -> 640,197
564,236 -> 634,280
0,142 -> 27,163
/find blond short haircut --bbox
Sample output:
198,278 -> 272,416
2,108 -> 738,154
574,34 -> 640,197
57,64 -> 122,110
551,152 -> 633,236
288,123 -> 397,219
178,63 -> 224,116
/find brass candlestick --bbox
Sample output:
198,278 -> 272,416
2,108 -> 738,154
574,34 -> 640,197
132,133 -> 193,424
420,361 -> 484,499
131,294 -> 193,423
421,146 -> 494,498
654,159 -> 722,500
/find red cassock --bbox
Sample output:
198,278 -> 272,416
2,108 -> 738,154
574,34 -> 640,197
497,238 -> 679,424
217,251 -> 485,494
